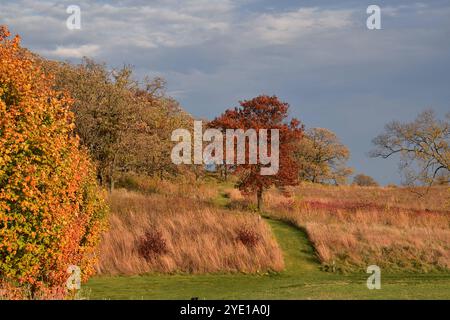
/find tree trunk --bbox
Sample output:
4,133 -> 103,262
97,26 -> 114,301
108,159 -> 115,193
109,175 -> 115,193
257,186 -> 263,212
97,171 -> 103,186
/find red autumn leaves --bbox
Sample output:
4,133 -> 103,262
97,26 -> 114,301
210,95 -> 303,209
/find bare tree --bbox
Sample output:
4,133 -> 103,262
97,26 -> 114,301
370,110 -> 450,186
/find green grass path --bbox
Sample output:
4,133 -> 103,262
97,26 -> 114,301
85,216 -> 450,299
266,219 -> 319,275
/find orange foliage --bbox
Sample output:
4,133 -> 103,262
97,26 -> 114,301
0,26 -> 108,299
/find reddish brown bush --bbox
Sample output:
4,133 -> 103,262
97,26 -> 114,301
137,229 -> 168,261
236,227 -> 260,248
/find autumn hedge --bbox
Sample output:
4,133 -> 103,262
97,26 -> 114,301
0,26 -> 108,299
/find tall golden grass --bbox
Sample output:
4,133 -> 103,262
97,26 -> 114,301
290,183 -> 450,211
230,184 -> 450,272
97,183 -> 284,275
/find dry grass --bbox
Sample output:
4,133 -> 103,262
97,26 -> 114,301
234,184 -> 450,273
290,183 -> 450,212
96,185 -> 284,275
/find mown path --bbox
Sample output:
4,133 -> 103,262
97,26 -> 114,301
264,218 -> 320,275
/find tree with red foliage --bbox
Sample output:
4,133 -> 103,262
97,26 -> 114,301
210,95 -> 303,210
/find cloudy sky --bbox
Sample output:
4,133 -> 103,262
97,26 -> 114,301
1,0 -> 449,184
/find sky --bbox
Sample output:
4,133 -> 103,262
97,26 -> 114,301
1,0 -> 449,184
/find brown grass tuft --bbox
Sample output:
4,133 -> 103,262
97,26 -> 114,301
137,229 -> 168,261
236,226 -> 261,248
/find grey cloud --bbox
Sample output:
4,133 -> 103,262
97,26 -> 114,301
1,0 -> 449,184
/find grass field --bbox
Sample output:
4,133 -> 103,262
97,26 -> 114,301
262,185 -> 450,273
85,179 -> 449,300
96,188 -> 283,275
85,218 -> 450,299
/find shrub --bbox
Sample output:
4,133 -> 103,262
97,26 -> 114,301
236,226 -> 260,248
386,183 -> 398,188
0,26 -> 108,299
116,174 -> 160,194
137,229 -> 168,261
352,174 -> 379,187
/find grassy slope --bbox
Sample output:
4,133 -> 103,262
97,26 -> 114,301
86,216 -> 450,299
